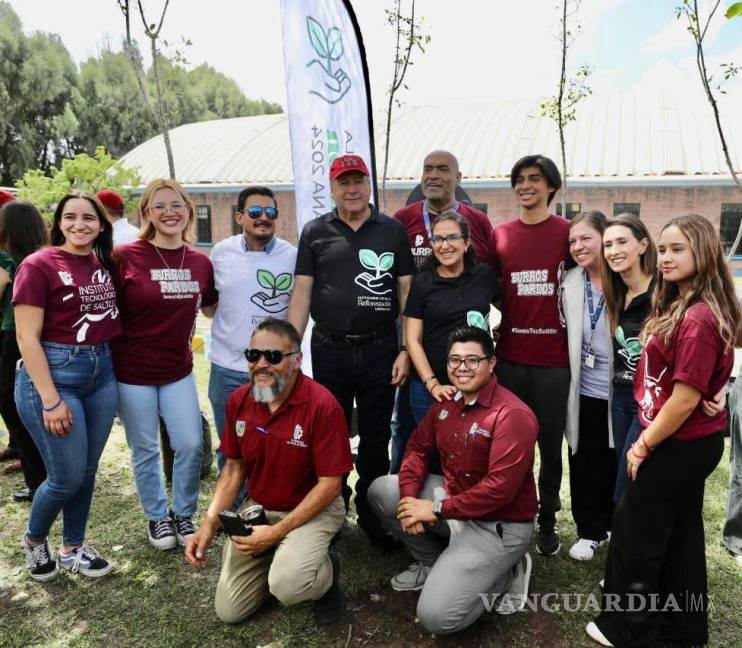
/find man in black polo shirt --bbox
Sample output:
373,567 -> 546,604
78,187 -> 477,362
288,154 -> 415,546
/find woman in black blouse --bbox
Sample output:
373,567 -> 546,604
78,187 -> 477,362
404,212 -> 500,423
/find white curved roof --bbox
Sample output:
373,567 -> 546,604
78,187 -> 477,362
120,91 -> 742,185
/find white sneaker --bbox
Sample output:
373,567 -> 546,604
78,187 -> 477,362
586,621 -> 614,646
569,537 -> 608,561
390,562 -> 431,592
496,552 -> 532,615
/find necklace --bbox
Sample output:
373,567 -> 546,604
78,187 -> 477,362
150,240 -> 186,270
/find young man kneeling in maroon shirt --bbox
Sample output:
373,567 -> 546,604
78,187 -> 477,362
369,325 -> 539,635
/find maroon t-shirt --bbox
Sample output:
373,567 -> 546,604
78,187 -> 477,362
220,372 -> 353,511
12,247 -> 121,345
634,303 -> 733,441
394,201 -> 492,270
111,240 -> 217,385
488,215 -> 572,367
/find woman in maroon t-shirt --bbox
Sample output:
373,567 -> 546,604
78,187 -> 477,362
588,214 -> 742,648
112,179 -> 217,553
14,191 -> 121,582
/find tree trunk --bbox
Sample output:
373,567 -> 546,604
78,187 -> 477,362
150,38 -> 175,179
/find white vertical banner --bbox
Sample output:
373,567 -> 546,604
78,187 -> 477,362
280,0 -> 376,236
281,0 -> 376,377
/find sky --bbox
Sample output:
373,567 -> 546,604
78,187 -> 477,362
7,0 -> 742,112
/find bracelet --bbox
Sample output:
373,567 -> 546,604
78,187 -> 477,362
629,443 -> 648,460
42,397 -> 62,413
423,375 -> 437,386
399,345 -> 408,352
638,431 -> 654,455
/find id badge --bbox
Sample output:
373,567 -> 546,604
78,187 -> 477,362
585,352 -> 595,369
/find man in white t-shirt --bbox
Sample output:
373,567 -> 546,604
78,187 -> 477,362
97,190 -> 139,245
206,186 -> 297,472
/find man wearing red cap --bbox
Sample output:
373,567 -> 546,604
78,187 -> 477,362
288,154 -> 415,547
0,190 -> 16,208
96,190 -> 139,245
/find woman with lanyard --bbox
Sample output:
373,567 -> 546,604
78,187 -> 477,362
562,211 -> 617,562
14,191 -> 120,581
404,211 -> 500,423
112,178 -> 217,552
587,214 -> 741,648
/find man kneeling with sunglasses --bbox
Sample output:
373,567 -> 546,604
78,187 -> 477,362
185,318 -> 352,626
368,325 -> 538,634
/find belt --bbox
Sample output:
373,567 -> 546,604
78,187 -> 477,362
315,323 -> 394,345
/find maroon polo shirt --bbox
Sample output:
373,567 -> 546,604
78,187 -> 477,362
220,371 -> 353,511
394,201 -> 493,271
399,374 -> 538,522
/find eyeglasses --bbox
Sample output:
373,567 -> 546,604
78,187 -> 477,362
244,348 -> 300,364
149,202 -> 186,215
242,206 -> 278,220
430,233 -> 465,246
446,354 -> 492,370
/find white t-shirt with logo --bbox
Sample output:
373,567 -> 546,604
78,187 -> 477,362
209,235 -> 297,372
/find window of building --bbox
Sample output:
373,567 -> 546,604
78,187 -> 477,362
556,202 -> 582,220
195,205 -> 212,243
231,205 -> 241,235
613,203 -> 641,218
720,203 -> 742,257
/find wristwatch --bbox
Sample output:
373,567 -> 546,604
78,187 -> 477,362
431,500 -> 443,520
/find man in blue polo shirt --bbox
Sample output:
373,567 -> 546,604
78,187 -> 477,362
288,155 -> 415,547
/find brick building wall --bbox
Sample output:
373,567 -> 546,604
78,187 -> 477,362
182,183 -> 742,275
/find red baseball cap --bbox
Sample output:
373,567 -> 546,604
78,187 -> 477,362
0,190 -> 16,207
329,154 -> 370,181
96,190 -> 125,213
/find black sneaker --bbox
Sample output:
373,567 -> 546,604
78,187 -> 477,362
13,487 -> 35,502
148,517 -> 177,550
536,525 -> 561,556
171,510 -> 196,547
21,538 -> 58,582
58,544 -> 112,578
313,547 -> 345,626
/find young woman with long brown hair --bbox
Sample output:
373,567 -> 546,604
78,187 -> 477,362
588,214 -> 742,647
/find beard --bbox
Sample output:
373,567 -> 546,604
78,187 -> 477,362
250,367 -> 292,403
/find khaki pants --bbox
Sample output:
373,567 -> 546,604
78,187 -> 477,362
214,496 -> 345,624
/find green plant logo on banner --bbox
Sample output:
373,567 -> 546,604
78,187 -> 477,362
306,16 -> 351,104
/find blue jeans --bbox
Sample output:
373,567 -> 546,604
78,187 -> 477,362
208,362 -> 249,474
408,376 -> 434,424
118,373 -> 202,520
16,342 -> 117,546
390,381 -> 417,474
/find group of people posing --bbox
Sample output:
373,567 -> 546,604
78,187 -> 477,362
0,148 -> 739,647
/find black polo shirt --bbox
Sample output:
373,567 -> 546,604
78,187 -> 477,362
295,206 -> 415,334
404,262 -> 501,383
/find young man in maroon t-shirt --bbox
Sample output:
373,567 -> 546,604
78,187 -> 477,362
488,154 -> 571,556
185,318 -> 352,627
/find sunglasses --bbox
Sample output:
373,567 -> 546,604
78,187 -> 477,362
242,206 -> 278,220
244,348 -> 300,364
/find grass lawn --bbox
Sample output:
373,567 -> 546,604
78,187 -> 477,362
1,352 -> 740,647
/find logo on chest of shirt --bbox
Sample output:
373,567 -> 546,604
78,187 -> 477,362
71,268 -> 118,343
468,422 -> 492,439
638,350 -> 668,425
58,271 -> 74,286
287,424 -> 308,448
355,249 -> 394,311
438,409 -> 449,420
251,269 -> 293,314
235,420 -> 246,437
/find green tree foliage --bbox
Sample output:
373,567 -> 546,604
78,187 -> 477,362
76,48 -> 157,158
15,146 -> 141,217
0,1 -> 79,185
0,1 -> 282,185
